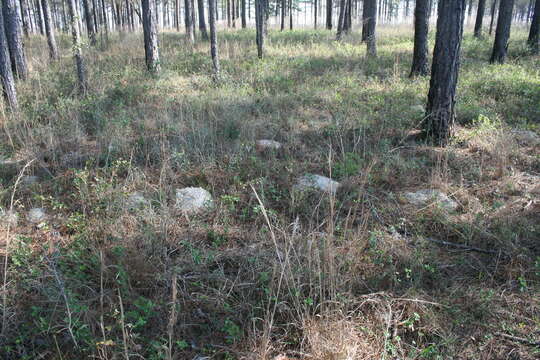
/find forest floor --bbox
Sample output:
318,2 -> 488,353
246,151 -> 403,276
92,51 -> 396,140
1,25 -> 539,359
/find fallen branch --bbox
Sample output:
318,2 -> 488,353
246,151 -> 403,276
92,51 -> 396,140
425,238 -> 498,255
494,332 -> 540,347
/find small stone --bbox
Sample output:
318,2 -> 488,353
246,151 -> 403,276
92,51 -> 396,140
126,191 -> 150,210
0,209 -> 19,228
295,174 -> 340,195
255,139 -> 282,152
512,130 -> 539,146
404,189 -> 458,211
27,208 -> 47,223
175,187 -> 213,214
21,175 -> 39,186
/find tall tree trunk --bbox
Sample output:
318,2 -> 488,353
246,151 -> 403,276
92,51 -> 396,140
326,0 -> 332,29
365,0 -> 377,56
67,0 -> 88,93
255,0 -> 264,57
489,0 -> 498,34
82,0 -> 97,45
280,0 -> 285,29
490,0 -> 514,63
410,0 -> 429,77
185,0 -> 194,43
405,0 -> 410,18
197,0 -> 208,38
232,0 -> 236,27
336,0 -> 345,39
289,0 -> 292,29
314,0 -> 317,28
0,3 -> 17,109
241,0 -> 246,27
528,0 -> 539,53
35,0 -> 44,34
424,0 -> 466,146
208,0 -> 219,75
361,0 -> 367,40
101,0 -> 109,44
41,0 -> 58,60
474,0 -> 487,36
3,0 -> 28,80
19,0 -> 29,37
227,0 -> 231,26
142,0 -> 160,72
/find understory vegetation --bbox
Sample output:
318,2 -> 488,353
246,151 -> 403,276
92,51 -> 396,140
1,26 -> 539,359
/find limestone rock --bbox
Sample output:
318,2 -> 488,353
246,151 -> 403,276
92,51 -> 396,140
27,208 -> 47,223
255,139 -> 282,152
295,174 -> 340,195
175,187 -> 213,214
404,189 -> 458,211
0,209 -> 19,228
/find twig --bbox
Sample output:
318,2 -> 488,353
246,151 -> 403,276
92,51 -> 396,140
494,332 -> 540,347
425,237 -> 498,255
118,289 -> 130,360
167,274 -> 178,360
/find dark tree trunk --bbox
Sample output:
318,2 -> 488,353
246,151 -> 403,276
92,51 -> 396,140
67,0 -> 88,93
142,0 -> 160,72
489,0 -> 498,35
528,0 -> 539,53
82,0 -> 96,45
185,0 -> 195,43
255,0 -> 264,58
336,0 -> 346,38
101,0 -> 109,44
361,0 -> 367,40
41,0 -> 58,60
241,0 -> 246,27
175,0 -> 179,29
289,0 -> 292,29
345,0 -> 351,32
35,0 -> 44,34
405,0 -> 410,18
424,0 -> 466,146
232,0 -> 236,27
490,0 -> 515,63
0,3 -> 17,109
280,0 -> 285,30
364,0 -> 377,56
474,0 -> 487,37
19,0 -> 29,37
3,0 -> 28,80
208,0 -> 219,75
326,0 -> 332,29
197,0 -> 208,39
227,0 -> 231,26
92,0 -> 99,31
410,0 -> 429,77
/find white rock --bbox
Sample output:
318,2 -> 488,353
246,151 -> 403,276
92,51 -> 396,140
126,191 -> 150,210
295,174 -> 340,195
512,130 -> 539,146
21,175 -> 39,186
404,189 -> 458,211
255,139 -> 282,152
27,208 -> 47,223
0,209 -> 19,228
175,187 -> 213,214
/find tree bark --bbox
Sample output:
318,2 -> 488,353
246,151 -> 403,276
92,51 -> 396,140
365,0 -> 377,56
41,0 -> 58,60
490,0 -> 515,63
141,0 -> 160,72
314,0 -> 317,28
19,0 -> 29,37
197,0 -> 208,39
208,0 -> 220,75
528,0 -> 539,53
474,0 -> 487,37
326,0 -> 332,29
336,0 -> 346,39
289,0 -> 292,29
424,0 -> 466,146
82,0 -> 97,45
410,0 -> 429,77
3,0 -> 28,80
67,0 -> 88,93
280,0 -> 285,30
489,0 -> 498,35
0,3 -> 18,109
255,0 -> 264,58
185,0 -> 195,43
35,0 -> 44,34
241,0 -> 246,27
